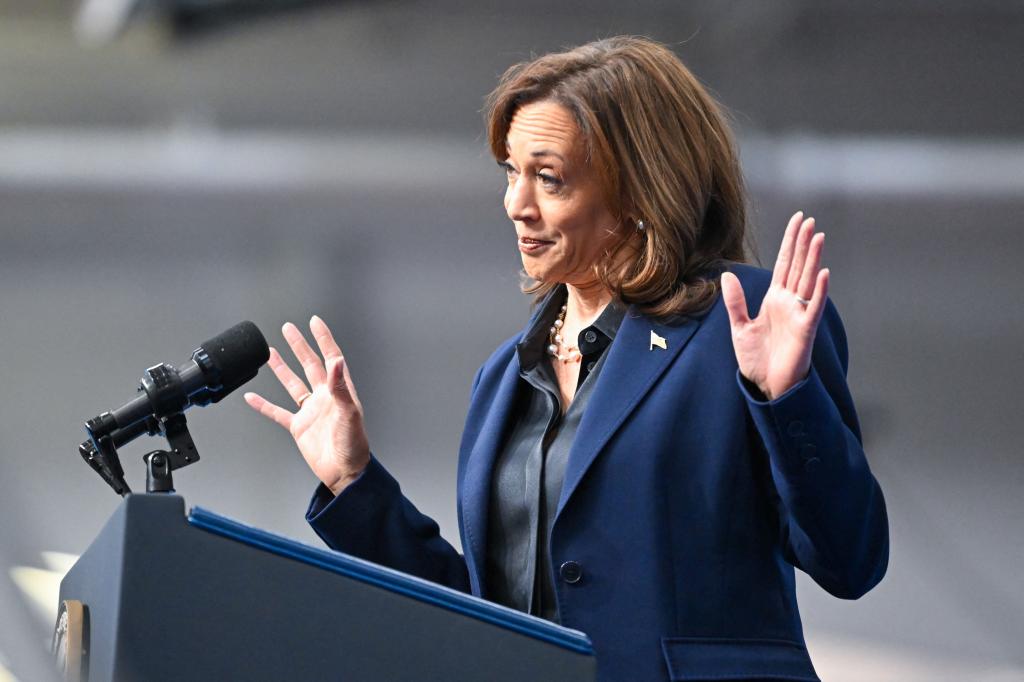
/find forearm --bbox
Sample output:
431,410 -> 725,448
306,455 -> 471,592
740,367 -> 889,599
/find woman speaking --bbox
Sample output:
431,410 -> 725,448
244,36 -> 888,682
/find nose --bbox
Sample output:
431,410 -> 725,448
505,175 -> 540,223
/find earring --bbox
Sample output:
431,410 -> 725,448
636,219 -> 646,232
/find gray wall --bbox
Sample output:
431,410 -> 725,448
1,2 -> 1022,680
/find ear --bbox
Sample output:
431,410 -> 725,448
612,185 -> 636,217
614,207 -> 641,235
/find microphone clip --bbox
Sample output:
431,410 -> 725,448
80,411 -> 201,496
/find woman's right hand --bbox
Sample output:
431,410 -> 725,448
244,316 -> 370,497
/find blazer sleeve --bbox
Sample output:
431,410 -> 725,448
305,455 -> 471,592
738,298 -> 889,599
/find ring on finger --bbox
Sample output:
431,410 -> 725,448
296,392 -> 312,407
795,295 -> 811,306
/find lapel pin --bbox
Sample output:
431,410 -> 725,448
650,330 -> 667,351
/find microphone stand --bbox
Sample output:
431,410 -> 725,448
140,412 -> 199,493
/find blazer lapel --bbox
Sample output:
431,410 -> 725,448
555,309 -> 705,517
459,353 -> 521,592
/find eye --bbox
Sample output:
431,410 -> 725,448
497,160 -> 518,182
537,170 -> 563,192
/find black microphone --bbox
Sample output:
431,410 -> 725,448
80,321 -> 269,493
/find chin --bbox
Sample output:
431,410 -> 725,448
521,261 -> 557,284
523,269 -> 545,283
520,257 -> 542,281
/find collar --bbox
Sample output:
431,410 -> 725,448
516,285 -> 626,371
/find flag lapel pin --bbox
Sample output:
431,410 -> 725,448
649,330 -> 667,351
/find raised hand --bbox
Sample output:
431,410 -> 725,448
720,211 -> 829,400
244,316 -> 370,496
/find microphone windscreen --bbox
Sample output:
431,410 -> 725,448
199,321 -> 270,400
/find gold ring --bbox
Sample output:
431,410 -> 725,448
296,392 -> 312,407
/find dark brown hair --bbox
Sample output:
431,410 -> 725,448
485,36 -> 749,319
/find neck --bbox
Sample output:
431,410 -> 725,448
564,280 -> 613,327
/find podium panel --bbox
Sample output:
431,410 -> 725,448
60,494 -> 596,681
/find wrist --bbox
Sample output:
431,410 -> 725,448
738,373 -> 772,401
327,463 -> 368,497
763,372 -> 811,403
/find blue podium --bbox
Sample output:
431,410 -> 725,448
58,494 -> 596,681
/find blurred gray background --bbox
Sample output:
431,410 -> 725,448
1,1 -> 1022,680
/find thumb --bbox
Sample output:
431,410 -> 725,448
327,356 -> 355,405
720,272 -> 750,330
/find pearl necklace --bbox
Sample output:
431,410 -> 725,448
547,304 -> 582,364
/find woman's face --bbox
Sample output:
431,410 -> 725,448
501,100 -> 623,287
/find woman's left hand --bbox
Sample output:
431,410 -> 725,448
720,211 -> 829,400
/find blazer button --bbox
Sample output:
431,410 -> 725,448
559,561 -> 583,584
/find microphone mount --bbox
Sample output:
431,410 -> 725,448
80,362 -> 204,496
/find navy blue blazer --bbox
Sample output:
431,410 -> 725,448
307,263 -> 888,681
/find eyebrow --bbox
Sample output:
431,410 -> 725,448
502,144 -> 566,163
530,149 -> 565,161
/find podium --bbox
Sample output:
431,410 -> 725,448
58,494 -> 596,681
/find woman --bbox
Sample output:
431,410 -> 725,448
244,36 -> 888,682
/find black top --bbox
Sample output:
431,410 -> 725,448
485,286 -> 626,621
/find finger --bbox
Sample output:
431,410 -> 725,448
804,268 -> 830,327
244,392 -> 294,431
797,232 -> 825,302
720,272 -> 751,329
310,315 -> 343,361
282,322 -> 328,387
785,216 -> 815,291
267,346 -> 312,406
772,211 -> 803,287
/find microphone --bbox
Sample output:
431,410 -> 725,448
80,321 -> 269,494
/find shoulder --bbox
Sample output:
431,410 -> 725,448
723,262 -> 773,317
725,261 -> 772,286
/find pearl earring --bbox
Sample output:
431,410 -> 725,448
636,219 -> 646,232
